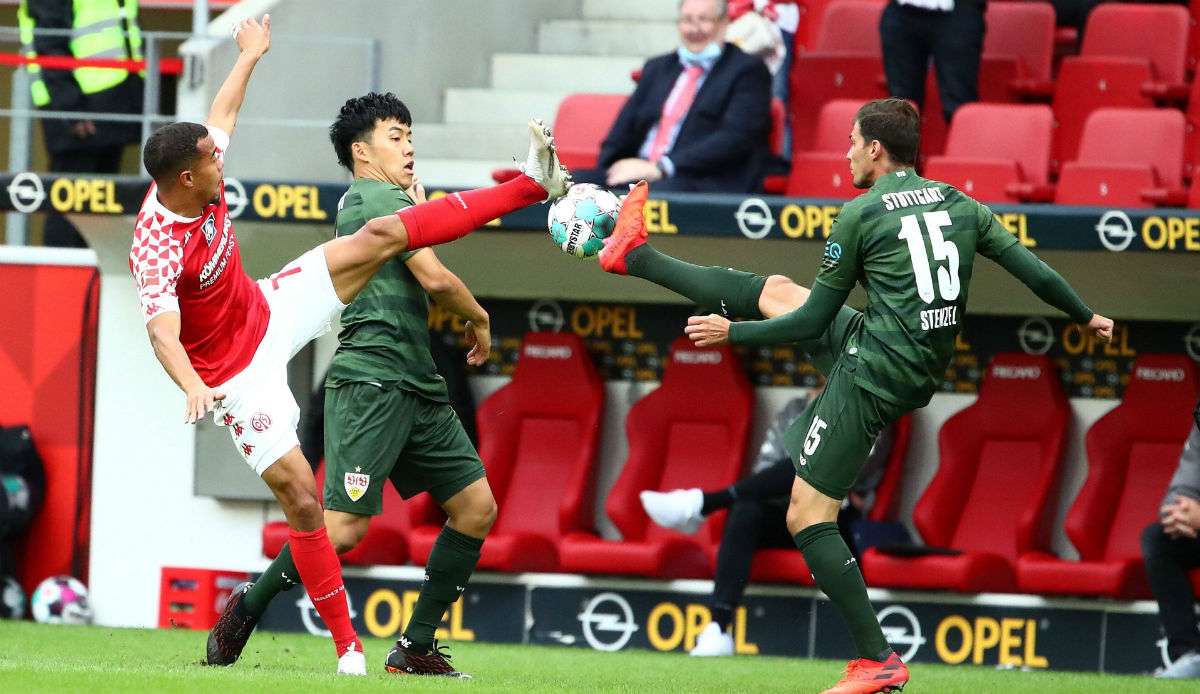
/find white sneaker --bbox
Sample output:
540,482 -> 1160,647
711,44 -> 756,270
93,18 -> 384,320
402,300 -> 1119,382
689,622 -> 734,657
520,118 -> 571,201
640,488 -> 704,535
337,643 -> 367,676
1157,650 -> 1200,678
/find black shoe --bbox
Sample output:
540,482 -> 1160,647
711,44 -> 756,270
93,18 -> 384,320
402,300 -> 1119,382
205,582 -> 258,666
385,636 -> 471,678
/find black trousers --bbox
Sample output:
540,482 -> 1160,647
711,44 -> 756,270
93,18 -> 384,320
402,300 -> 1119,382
1142,522 -> 1200,660
879,1 -> 985,123
711,494 -> 862,622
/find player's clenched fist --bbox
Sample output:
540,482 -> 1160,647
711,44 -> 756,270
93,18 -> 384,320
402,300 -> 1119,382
685,314 -> 731,347
1088,314 -> 1114,344
233,14 -> 271,57
184,384 -> 225,424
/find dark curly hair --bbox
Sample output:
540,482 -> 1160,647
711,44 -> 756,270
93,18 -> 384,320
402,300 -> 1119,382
329,92 -> 413,172
143,121 -> 210,184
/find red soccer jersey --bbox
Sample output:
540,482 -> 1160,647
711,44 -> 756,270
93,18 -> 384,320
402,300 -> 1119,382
129,125 -> 270,386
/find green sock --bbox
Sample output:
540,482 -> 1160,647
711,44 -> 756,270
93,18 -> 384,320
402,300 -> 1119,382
794,522 -> 890,660
626,245 -> 766,319
403,525 -> 483,649
242,543 -> 302,618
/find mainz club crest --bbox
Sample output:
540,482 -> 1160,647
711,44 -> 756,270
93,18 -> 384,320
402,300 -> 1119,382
251,412 -> 272,432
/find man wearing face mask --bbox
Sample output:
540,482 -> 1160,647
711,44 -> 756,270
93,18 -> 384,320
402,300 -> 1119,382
574,0 -> 772,193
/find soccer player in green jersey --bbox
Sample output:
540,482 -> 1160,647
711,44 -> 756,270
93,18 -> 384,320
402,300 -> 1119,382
598,98 -> 1113,694
209,93 -> 525,678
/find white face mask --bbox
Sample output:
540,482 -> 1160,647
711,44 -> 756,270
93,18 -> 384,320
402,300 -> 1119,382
678,42 -> 722,65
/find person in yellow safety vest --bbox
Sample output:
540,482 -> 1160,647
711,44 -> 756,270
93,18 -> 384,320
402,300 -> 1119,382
18,0 -> 144,247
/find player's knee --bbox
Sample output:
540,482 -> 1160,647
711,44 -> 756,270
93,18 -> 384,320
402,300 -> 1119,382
452,495 -> 497,537
785,502 -> 828,537
328,523 -> 368,554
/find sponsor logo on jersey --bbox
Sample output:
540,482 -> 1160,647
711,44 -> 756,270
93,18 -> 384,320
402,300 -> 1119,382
1135,367 -> 1187,382
734,197 -> 774,240
250,412 -> 272,432
344,471 -> 370,502
198,223 -> 234,289
673,350 -> 722,365
991,365 -> 1042,380
524,344 -> 572,359
820,240 -> 842,271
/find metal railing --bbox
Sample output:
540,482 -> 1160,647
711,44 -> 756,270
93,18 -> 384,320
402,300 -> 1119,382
1,21 -> 381,245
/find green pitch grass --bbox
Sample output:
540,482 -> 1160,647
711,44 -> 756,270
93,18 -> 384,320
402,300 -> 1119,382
0,620 -> 1194,693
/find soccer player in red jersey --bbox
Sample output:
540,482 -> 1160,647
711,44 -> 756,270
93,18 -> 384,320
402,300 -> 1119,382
128,15 -> 569,675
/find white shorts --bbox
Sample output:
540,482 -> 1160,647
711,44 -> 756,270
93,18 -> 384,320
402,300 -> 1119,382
212,246 -> 347,476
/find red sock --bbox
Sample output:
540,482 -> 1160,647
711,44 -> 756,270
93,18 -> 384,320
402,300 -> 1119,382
288,527 -> 361,657
398,174 -> 546,250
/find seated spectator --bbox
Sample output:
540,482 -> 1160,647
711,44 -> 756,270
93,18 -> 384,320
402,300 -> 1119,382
640,393 -> 899,657
572,0 -> 772,193
1142,398 -> 1200,680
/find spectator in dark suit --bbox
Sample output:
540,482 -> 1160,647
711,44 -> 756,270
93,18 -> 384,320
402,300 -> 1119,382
574,0 -> 772,193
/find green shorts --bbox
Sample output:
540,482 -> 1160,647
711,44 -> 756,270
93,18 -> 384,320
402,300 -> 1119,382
323,382 -> 486,515
784,306 -> 908,501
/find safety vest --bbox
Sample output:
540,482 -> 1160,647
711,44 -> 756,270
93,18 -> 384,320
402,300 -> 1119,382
17,0 -> 143,107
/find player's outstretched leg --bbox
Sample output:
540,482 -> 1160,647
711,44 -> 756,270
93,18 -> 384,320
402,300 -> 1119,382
598,180 -> 789,320
396,119 -> 571,252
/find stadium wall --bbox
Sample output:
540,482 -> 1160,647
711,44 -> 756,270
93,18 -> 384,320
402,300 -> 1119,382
175,0 -> 584,182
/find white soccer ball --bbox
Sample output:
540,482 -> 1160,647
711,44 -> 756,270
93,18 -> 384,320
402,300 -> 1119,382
547,183 -> 621,258
31,575 -> 93,625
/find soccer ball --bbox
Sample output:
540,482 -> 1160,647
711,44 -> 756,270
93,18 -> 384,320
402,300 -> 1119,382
0,576 -> 24,619
547,183 -> 620,258
31,575 -> 92,625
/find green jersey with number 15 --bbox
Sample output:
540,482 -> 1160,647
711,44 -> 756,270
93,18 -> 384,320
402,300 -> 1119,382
815,168 -> 1018,409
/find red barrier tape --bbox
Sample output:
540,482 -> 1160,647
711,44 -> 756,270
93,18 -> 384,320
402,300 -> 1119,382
0,52 -> 183,75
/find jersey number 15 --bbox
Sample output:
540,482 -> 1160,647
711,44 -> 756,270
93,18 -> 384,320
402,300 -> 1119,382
897,211 -> 960,304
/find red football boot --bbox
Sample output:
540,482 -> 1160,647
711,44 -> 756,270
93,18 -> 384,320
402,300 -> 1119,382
598,180 -> 649,275
821,652 -> 908,694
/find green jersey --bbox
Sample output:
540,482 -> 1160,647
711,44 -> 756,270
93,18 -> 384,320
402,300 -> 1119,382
325,178 -> 448,403
815,168 -> 1018,408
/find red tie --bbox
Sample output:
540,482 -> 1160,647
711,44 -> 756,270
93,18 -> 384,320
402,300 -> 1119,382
648,65 -> 704,162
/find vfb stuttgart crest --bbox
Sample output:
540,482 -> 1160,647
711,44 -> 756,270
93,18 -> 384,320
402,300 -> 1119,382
344,467 -> 370,502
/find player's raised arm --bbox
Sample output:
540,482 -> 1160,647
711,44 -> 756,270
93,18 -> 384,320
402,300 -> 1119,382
206,14 -> 271,137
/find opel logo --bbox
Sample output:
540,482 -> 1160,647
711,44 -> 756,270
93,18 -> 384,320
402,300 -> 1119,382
577,592 -> 638,652
527,299 -> 565,333
735,197 -> 774,240
7,172 -> 45,213
1185,324 -> 1200,362
1095,210 -> 1135,252
1017,316 -> 1055,355
296,591 -> 357,638
877,605 -> 926,662
224,177 -> 248,219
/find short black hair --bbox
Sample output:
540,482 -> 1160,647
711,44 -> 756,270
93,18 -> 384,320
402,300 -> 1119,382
143,121 -> 209,184
855,98 -> 920,167
329,92 -> 413,172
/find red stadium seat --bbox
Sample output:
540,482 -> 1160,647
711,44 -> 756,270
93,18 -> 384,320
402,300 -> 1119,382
1050,57 -> 1155,174
747,414 -> 913,585
789,1 -> 888,156
1017,356 -> 1199,598
923,104 -> 1054,203
786,98 -> 863,199
1189,0 -> 1200,74
491,93 -> 627,183
983,1 -> 1056,99
261,461 -> 419,566
861,354 -> 1069,593
558,338 -> 753,578
1184,77 -> 1200,181
407,332 -> 605,573
1081,4 -> 1190,90
1055,108 -> 1186,208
